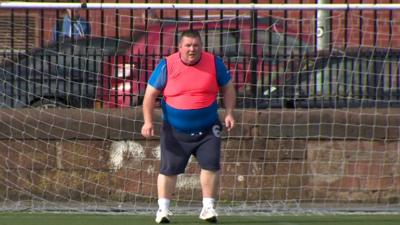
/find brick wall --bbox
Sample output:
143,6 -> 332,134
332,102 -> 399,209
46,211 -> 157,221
0,108 -> 399,204
3,0 -> 398,48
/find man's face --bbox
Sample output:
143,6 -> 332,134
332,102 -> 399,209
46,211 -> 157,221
66,9 -> 80,19
178,36 -> 202,65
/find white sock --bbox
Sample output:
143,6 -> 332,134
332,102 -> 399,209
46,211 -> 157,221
202,197 -> 215,208
158,198 -> 170,211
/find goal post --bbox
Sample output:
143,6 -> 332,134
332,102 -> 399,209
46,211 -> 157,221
0,2 -> 399,214
1,2 -> 400,10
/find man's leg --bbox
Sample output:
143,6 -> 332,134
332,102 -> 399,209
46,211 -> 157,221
199,169 -> 219,223
158,173 -> 177,200
156,174 -> 177,224
200,169 -> 219,198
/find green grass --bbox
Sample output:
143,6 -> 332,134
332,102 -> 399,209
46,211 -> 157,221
0,213 -> 399,225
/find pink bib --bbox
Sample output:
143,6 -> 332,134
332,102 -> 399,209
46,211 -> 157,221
164,52 -> 218,109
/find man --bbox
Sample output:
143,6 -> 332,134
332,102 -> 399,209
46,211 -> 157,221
141,30 -> 236,224
52,8 -> 91,42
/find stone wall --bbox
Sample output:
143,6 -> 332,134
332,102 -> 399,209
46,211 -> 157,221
0,108 -> 399,205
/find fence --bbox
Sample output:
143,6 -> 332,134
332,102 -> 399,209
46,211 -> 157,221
1,2 -> 400,108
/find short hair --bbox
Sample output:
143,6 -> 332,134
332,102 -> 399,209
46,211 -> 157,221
179,30 -> 202,43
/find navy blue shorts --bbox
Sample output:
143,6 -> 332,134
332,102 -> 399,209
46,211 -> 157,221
159,121 -> 222,176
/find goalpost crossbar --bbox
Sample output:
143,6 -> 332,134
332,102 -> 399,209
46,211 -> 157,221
1,2 -> 400,10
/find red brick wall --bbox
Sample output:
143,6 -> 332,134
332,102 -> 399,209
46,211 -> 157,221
5,0 -> 398,48
0,108 -> 399,205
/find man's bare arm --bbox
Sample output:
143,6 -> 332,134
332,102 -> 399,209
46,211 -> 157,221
220,80 -> 236,131
141,85 -> 161,137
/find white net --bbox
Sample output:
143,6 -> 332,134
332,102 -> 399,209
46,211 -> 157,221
0,3 -> 400,214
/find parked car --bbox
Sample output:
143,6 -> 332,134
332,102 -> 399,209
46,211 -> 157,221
263,48 -> 400,108
0,37 -> 134,108
111,15 -> 312,108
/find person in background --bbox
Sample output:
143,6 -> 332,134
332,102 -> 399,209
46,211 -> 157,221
141,30 -> 236,224
52,8 -> 91,42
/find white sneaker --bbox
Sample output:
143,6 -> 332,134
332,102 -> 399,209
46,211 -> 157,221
199,206 -> 218,223
155,209 -> 172,224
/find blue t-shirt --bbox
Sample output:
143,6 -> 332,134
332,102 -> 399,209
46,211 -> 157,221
148,55 -> 231,133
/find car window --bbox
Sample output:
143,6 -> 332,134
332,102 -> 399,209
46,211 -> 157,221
200,29 -> 239,56
175,29 -> 239,57
258,30 -> 310,57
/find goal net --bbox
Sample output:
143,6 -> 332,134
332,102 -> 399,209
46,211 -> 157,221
0,2 -> 399,214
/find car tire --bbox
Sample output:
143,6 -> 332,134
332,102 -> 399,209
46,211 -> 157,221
30,98 -> 66,109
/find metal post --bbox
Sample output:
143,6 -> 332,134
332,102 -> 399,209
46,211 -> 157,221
317,0 -> 331,50
250,0 -> 258,106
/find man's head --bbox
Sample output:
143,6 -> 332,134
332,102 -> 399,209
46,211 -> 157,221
178,30 -> 203,65
65,8 -> 80,19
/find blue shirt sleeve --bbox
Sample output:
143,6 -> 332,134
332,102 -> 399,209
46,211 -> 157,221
148,58 -> 167,90
215,56 -> 231,86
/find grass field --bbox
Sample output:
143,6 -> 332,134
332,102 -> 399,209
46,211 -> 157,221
0,213 -> 399,225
